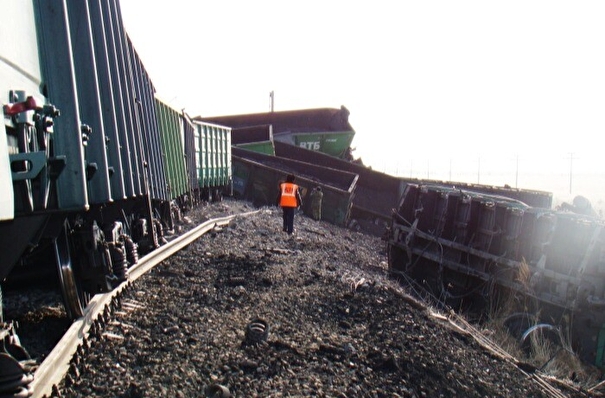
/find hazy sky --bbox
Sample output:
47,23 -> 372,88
120,1 -> 605,207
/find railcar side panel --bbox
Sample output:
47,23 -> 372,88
128,43 -> 157,198
65,0 -> 112,203
199,123 -> 208,188
155,100 -> 174,198
99,0 -> 135,197
128,44 -> 168,201
191,121 -> 232,200
193,124 -> 202,187
88,0 -> 126,200
217,126 -> 224,185
155,97 -> 189,200
225,124 -> 232,189
108,0 -> 143,197
0,123 -> 12,221
209,125 -> 217,186
183,114 -> 197,199
35,0 -> 89,210
197,122 -> 232,187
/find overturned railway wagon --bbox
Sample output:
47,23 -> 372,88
199,104 -> 554,235
272,140 -> 553,232
196,106 -> 356,159
388,183 -> 605,367
232,147 -> 357,226
272,141 -> 405,229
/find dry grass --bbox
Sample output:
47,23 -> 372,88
476,259 -> 604,389
406,256 -> 604,390
516,259 -> 532,289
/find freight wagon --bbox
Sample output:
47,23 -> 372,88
155,97 -> 232,215
198,103 -> 553,234
192,120 -> 233,203
196,106 -> 356,159
387,183 -> 605,367
232,147 -> 357,226
0,0 -> 231,390
232,134 -> 553,235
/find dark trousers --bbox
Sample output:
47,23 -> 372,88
282,207 -> 295,234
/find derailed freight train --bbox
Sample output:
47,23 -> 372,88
218,111 -> 553,236
387,183 -> 605,367
1,0 -> 231,392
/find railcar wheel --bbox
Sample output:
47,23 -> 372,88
520,323 -> 563,354
55,220 -> 90,319
503,312 -> 538,340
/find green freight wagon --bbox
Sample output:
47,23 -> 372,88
194,106 -> 355,159
192,121 -> 232,201
155,97 -> 189,201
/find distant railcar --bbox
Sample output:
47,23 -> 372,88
152,98 -> 233,219
195,106 -> 356,159
193,120 -> 232,202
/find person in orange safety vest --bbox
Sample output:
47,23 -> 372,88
276,174 -> 303,234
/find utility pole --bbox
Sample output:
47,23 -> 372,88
568,152 -> 576,194
477,156 -> 481,184
426,160 -> 430,179
515,154 -> 519,189
269,91 -> 274,112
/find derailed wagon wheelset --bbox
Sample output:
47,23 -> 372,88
503,312 -> 565,363
519,323 -> 564,354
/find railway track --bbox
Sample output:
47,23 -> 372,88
30,210 -> 258,398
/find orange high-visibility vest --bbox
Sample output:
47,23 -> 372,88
279,182 -> 298,207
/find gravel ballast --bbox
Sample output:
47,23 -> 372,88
54,200 -> 592,397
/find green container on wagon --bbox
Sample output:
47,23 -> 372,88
292,131 -> 355,158
207,125 -> 215,186
155,97 -> 188,200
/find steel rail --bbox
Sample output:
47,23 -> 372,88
31,210 -> 259,398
